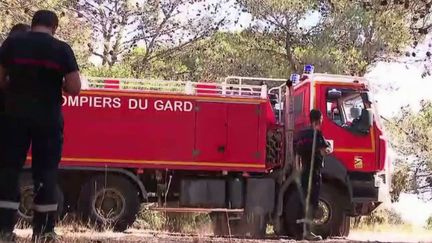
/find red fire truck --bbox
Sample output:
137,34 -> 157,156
18,66 -> 389,238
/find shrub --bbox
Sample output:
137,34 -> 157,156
355,207 -> 405,228
426,216 -> 432,230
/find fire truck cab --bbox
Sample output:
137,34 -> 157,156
288,70 -> 389,235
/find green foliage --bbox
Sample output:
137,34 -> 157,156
237,0 -> 425,75
83,65 -> 135,79
427,216 -> 432,230
356,207 -> 405,227
384,101 -> 432,199
125,31 -> 290,80
0,0 -> 92,67
390,160 -> 410,202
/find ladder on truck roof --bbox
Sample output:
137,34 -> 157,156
84,77 -> 269,99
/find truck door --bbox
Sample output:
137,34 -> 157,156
194,102 -> 227,162
317,84 -> 376,172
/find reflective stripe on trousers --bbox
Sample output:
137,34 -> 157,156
33,204 -> 58,213
0,200 -> 20,210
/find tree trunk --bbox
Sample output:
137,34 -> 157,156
285,33 -> 299,73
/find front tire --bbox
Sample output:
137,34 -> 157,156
312,184 -> 346,238
340,216 -> 351,237
77,175 -> 140,232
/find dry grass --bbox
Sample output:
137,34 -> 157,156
12,206 -> 432,242
134,207 -> 213,234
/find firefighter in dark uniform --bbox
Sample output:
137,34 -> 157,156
0,24 -> 30,113
294,109 -> 331,241
8,24 -> 31,37
0,24 -> 31,128
0,10 -> 81,241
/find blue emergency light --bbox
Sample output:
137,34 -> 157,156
290,73 -> 300,84
304,64 -> 314,74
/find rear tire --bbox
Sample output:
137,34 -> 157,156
77,175 -> 140,232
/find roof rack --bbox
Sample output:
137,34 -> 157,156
84,77 -> 269,99
311,73 -> 367,83
82,74 -> 367,100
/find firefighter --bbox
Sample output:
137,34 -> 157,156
8,24 -> 31,37
0,10 -> 81,242
0,23 -> 30,123
294,109 -> 331,241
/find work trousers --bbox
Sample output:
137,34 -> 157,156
300,169 -> 322,233
0,113 -> 63,234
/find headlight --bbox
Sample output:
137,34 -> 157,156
374,174 -> 384,187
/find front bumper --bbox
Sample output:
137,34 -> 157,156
349,172 -> 390,216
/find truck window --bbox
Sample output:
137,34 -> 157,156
326,89 -> 370,135
326,101 -> 343,126
342,95 -> 364,124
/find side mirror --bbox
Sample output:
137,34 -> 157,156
327,89 -> 342,100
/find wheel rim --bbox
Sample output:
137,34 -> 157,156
92,188 -> 126,223
18,186 -> 34,220
313,200 -> 331,225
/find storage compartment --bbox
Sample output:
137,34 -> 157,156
228,178 -> 244,209
180,179 -> 226,208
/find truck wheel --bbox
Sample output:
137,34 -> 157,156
77,175 -> 140,232
340,216 -> 351,237
18,177 -> 64,226
312,184 -> 345,238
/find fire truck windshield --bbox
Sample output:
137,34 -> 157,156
327,88 -> 372,135
342,94 -> 364,124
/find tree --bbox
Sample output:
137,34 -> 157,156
237,0 -> 319,72
122,30 -> 292,80
384,101 -> 432,200
83,64 -> 134,78
74,0 -> 228,67
237,0 -> 432,75
0,0 -> 92,66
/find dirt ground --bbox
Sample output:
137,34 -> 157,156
12,229 -> 432,243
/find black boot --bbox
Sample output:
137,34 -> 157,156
32,212 -> 59,242
0,231 -> 17,243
